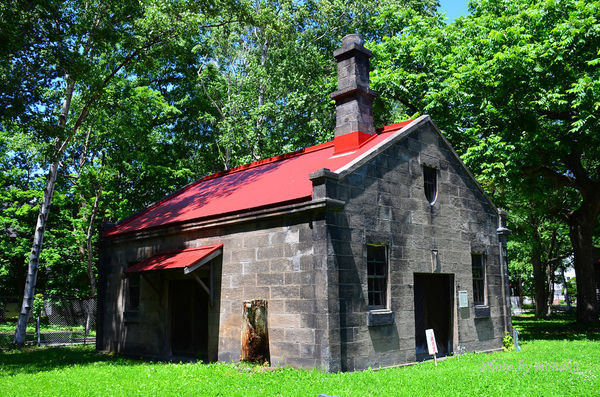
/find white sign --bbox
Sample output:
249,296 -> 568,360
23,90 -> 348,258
425,329 -> 438,355
459,290 -> 469,308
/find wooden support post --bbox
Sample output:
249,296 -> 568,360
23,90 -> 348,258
241,299 -> 270,364
192,273 -> 211,302
36,317 -> 41,347
209,264 -> 214,306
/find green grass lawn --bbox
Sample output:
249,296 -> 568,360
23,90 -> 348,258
0,313 -> 598,396
0,320 -> 95,346
0,322 -> 91,334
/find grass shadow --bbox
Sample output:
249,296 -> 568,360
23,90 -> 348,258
513,311 -> 600,342
0,346 -> 136,376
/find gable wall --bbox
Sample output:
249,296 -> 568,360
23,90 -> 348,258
326,121 -> 507,371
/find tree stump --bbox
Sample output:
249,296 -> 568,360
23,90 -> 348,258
241,299 -> 270,364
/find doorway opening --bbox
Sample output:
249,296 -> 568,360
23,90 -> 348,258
169,278 -> 209,360
413,273 -> 453,361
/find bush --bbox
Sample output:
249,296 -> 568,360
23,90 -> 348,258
502,332 -> 515,351
32,294 -> 45,319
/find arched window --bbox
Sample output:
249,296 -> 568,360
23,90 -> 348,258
423,166 -> 437,204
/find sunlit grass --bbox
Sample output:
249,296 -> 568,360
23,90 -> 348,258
0,313 -> 597,396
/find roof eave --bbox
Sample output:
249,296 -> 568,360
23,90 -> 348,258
102,196 -> 344,243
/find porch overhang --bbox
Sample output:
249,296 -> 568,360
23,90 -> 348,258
125,244 -> 223,275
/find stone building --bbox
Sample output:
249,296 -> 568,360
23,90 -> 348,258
96,34 -> 511,372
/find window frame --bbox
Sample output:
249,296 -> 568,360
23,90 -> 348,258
423,165 -> 438,204
471,253 -> 486,306
126,273 -> 141,311
367,244 -> 389,310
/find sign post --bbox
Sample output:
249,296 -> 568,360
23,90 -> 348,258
425,328 -> 438,366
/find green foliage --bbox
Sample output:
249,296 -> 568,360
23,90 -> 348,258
31,294 -> 45,319
502,331 -> 514,351
0,0 -> 254,299
371,0 -> 600,318
373,0 -> 600,201
0,0 -> 440,300
566,277 -> 577,301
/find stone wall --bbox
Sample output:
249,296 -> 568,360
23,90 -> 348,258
322,120 -> 507,371
97,212 -> 336,369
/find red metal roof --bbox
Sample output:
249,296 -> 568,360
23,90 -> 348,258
124,244 -> 224,274
106,120 -> 414,237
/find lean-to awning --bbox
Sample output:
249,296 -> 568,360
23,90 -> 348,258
125,244 -> 223,275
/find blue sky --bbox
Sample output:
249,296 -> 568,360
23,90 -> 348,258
438,0 -> 470,22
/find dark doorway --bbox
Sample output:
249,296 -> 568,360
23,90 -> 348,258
170,279 -> 209,359
414,273 -> 453,361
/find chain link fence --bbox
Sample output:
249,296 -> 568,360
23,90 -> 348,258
0,296 -> 96,347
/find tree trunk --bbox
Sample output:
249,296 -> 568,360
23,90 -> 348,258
13,159 -> 61,346
252,36 -> 269,161
568,205 -> 599,324
532,255 -> 548,318
561,265 -> 572,310
86,185 -> 102,297
546,262 -> 554,317
13,78 -> 74,346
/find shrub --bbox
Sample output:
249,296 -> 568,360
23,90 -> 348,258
502,331 -> 515,351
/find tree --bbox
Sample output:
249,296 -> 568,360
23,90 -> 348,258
372,0 -> 600,323
192,0 -> 440,169
509,202 -> 571,318
1,0 -> 247,346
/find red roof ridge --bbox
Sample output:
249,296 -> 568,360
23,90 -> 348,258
376,121 -> 412,134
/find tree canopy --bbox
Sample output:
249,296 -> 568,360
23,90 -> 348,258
372,0 -> 600,322
0,0 -> 598,332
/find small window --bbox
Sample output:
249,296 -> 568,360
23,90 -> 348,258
472,254 -> 485,305
423,166 -> 437,204
127,274 -> 140,310
367,245 -> 388,309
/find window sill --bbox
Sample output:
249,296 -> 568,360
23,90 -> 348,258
123,310 -> 140,324
474,305 -> 490,318
367,309 -> 394,326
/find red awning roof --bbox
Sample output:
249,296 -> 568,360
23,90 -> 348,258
106,120 -> 415,237
125,244 -> 223,274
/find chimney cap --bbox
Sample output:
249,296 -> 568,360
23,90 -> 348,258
342,34 -> 364,46
333,34 -> 372,59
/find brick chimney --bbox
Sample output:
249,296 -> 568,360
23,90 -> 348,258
331,34 -> 378,154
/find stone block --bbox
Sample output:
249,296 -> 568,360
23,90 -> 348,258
243,261 -> 270,274
242,286 -> 270,300
269,313 -> 302,328
271,285 -> 301,299
231,248 -> 256,262
243,233 -> 270,248
284,327 -> 315,344
257,273 -> 284,286
270,258 -> 293,273
257,245 -> 284,260
285,299 -> 316,314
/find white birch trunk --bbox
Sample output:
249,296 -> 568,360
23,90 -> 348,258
14,77 -> 74,346
86,185 -> 102,297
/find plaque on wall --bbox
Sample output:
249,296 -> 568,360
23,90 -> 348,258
458,290 -> 469,308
